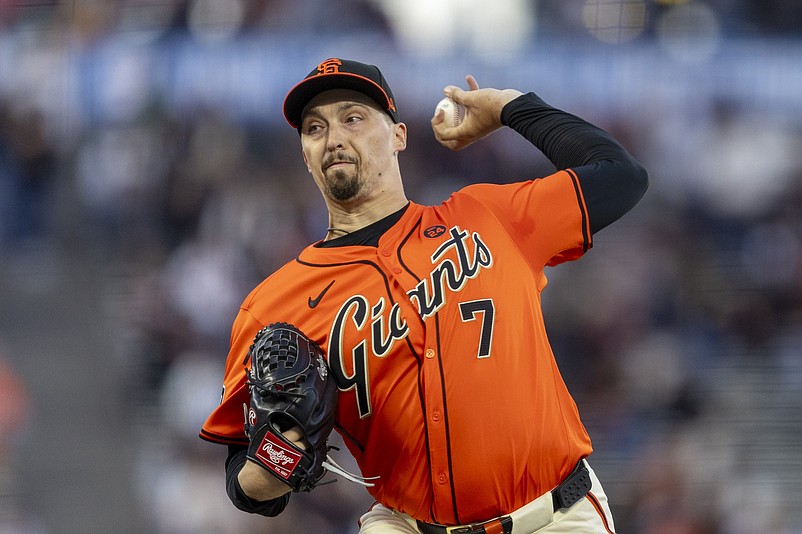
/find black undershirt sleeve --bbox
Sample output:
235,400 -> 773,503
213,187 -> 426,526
501,92 -> 648,234
225,445 -> 291,516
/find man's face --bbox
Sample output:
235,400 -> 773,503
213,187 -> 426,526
300,89 -> 406,204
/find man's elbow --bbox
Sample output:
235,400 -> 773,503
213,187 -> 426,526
636,160 -> 649,195
627,158 -> 649,207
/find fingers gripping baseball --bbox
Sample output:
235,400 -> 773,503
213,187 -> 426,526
432,75 -> 523,151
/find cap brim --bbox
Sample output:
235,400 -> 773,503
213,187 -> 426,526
283,73 -> 395,129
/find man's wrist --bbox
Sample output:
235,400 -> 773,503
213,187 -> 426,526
238,459 -> 292,502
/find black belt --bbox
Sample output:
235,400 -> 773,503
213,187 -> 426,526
416,461 -> 591,534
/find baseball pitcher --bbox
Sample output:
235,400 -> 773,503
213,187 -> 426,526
200,57 -> 648,533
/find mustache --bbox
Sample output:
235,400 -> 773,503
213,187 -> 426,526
323,153 -> 358,169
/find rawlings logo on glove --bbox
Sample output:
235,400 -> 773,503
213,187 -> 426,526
255,433 -> 303,479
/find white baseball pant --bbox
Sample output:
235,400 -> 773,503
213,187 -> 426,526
358,460 -> 615,534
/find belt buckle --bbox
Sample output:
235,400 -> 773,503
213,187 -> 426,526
445,516 -> 512,534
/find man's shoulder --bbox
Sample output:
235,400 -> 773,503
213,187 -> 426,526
440,181 -> 518,207
241,255 -> 309,305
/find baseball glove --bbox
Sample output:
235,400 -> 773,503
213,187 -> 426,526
243,322 -> 338,492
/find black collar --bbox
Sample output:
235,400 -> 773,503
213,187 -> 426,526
315,203 -> 410,248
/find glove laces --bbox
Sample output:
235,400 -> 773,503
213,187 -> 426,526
322,449 -> 380,487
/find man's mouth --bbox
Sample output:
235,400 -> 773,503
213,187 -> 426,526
325,161 -> 351,170
324,155 -> 357,171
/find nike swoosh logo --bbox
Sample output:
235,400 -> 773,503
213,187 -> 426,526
308,280 -> 335,308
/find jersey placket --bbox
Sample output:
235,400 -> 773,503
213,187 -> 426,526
378,247 -> 456,521
421,333 -> 456,523
382,241 -> 459,524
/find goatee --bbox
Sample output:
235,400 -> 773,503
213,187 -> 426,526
328,170 -> 362,201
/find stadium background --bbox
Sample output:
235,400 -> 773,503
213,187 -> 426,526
1,1 -> 801,532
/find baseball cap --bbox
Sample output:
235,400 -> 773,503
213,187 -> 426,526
283,58 -> 399,130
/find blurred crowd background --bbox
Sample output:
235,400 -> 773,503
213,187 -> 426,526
1,0 -> 801,533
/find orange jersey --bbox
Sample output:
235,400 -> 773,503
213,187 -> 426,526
201,169 -> 594,525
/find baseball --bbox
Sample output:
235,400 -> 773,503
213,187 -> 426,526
435,97 -> 465,127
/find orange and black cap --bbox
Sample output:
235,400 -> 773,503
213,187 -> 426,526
283,58 -> 399,130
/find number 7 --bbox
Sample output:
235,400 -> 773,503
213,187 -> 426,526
458,299 -> 495,359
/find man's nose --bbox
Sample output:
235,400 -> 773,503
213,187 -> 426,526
325,123 -> 346,151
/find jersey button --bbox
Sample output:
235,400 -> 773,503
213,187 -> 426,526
437,472 -> 447,485
381,249 -> 391,257
432,410 -> 440,422
425,349 -> 435,359
392,267 -> 402,274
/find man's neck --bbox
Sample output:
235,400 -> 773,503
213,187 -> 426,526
325,194 -> 408,239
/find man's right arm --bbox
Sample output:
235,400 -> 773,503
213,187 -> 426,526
501,92 -> 648,234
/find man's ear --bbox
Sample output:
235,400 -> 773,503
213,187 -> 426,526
393,122 -> 408,153
302,149 -> 312,173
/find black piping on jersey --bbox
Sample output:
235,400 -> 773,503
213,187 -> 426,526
396,218 -> 462,524
565,168 -> 591,253
332,421 -> 363,453
434,312 -> 461,523
294,255 -> 424,455
200,427 -> 249,446
396,217 -> 443,524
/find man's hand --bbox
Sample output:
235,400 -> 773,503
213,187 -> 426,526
431,75 -> 523,151
238,426 -> 307,501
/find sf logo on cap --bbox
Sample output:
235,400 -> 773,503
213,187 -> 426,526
318,58 -> 342,75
